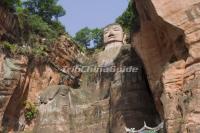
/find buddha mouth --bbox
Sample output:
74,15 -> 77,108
104,40 -> 123,45
108,36 -> 116,40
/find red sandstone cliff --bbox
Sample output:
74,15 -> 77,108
0,35 -> 82,132
133,0 -> 200,132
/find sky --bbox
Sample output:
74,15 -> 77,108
58,0 -> 129,36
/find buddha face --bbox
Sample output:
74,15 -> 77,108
103,24 -> 124,44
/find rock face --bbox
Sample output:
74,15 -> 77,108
0,35 -> 82,132
34,84 -> 110,133
133,0 -> 200,132
34,85 -> 71,133
49,35 -> 82,87
0,5 -> 21,42
0,54 -> 28,131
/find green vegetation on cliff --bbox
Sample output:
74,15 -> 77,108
0,0 -> 66,58
23,0 -> 66,22
115,0 -> 139,43
24,101 -> 38,123
0,0 -> 21,11
19,0 -> 66,40
116,0 -> 139,33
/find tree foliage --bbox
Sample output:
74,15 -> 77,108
92,28 -> 103,48
24,101 -> 38,122
23,0 -> 66,22
0,0 -> 22,11
74,27 -> 91,48
18,0 -> 66,41
116,0 -> 139,34
0,0 -> 67,58
74,27 -> 103,49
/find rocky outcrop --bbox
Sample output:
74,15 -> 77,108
49,35 -> 82,88
34,85 -> 110,133
133,0 -> 200,132
0,35 -> 82,132
0,54 -> 28,131
34,85 -> 71,133
0,5 -> 21,42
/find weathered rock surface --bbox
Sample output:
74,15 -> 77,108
0,35 -> 82,132
0,54 -> 28,131
0,5 -> 21,42
34,84 -> 110,133
34,85 -> 71,133
133,0 -> 200,132
49,35 -> 82,87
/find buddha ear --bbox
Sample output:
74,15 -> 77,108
123,33 -> 127,44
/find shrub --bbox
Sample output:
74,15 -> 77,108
23,0 -> 66,23
24,101 -> 38,122
74,27 -> 103,49
32,44 -> 48,57
116,0 -> 140,35
115,1 -> 139,44
49,21 -> 66,36
0,41 -> 17,54
26,15 -> 57,39
0,0 -> 21,11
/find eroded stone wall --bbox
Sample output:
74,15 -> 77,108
0,35 -> 82,132
0,5 -> 21,42
133,0 -> 200,132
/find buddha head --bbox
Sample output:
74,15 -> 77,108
103,23 -> 125,45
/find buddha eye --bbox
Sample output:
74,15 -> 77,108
104,31 -> 109,34
113,28 -> 120,31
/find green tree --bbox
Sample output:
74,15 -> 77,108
18,0 -> 66,43
92,28 -> 103,48
0,0 -> 22,11
23,0 -> 66,23
74,27 -> 103,49
26,15 -> 56,38
74,27 -> 91,48
116,0 -> 139,33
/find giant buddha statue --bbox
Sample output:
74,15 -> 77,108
97,23 -> 126,66
97,23 -> 162,133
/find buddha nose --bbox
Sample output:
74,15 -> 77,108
108,31 -> 114,37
